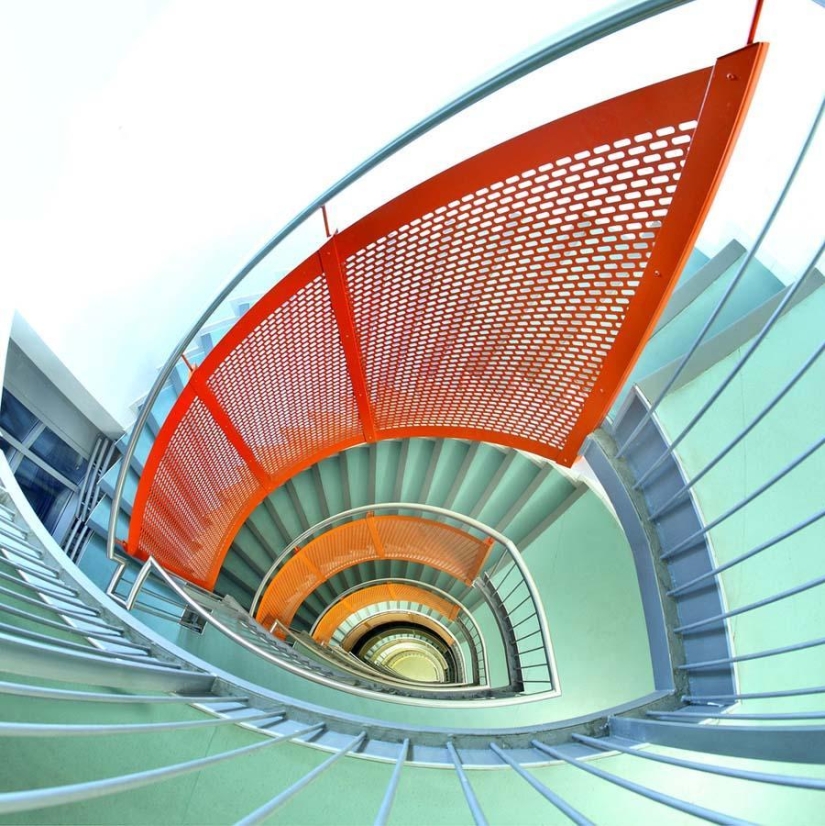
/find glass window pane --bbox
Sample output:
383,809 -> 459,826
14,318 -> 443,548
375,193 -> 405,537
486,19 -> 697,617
29,428 -> 88,486
14,457 -> 73,535
0,390 -> 39,443
0,435 -> 14,461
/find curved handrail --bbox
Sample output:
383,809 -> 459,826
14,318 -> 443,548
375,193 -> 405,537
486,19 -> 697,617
309,576 -> 489,684
131,556 -> 564,707
316,608 -> 468,685
106,0 -> 697,567
278,621 -> 474,692
251,501 -> 557,693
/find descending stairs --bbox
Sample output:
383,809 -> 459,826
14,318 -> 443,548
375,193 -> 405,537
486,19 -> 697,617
4,462 -> 824,826
3,230 -> 825,822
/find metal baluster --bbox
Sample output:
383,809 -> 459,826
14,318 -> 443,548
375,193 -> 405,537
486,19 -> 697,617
648,337 -> 825,517
615,98 -> 824,459
531,741 -> 753,826
674,570 -> 825,635
374,738 -> 409,826
0,711 -> 284,737
0,722 -> 325,815
648,710 -> 825,721
574,733 -> 825,790
684,685 -> 825,703
636,240 -> 825,495
0,679 -> 246,704
489,743 -> 593,825
446,742 -> 488,826
668,508 -> 825,596
678,634 -> 825,671
661,436 -> 825,560
235,731 -> 366,826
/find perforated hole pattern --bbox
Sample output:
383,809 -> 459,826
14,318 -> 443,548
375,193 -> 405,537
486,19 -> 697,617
140,398 -> 260,583
256,516 -> 489,628
132,62 -> 735,588
207,275 -> 362,475
345,123 -> 697,451
313,583 -> 459,643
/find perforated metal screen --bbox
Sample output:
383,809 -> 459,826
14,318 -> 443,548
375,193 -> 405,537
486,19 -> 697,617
255,515 -> 491,630
128,45 -> 765,588
313,583 -> 460,644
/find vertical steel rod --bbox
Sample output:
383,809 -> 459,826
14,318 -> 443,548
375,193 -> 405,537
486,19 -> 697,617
573,734 -> 825,790
531,741 -> 752,825
637,240 -> 825,495
446,742 -> 488,826
667,507 -> 825,596
489,743 -> 593,825
677,633 -> 825,671
0,723 -> 326,815
374,738 -> 409,826
648,337 -> 825,517
684,685 -> 825,703
675,570 -> 825,634
661,436 -> 825,559
236,731 -> 366,826
648,710 -> 825,721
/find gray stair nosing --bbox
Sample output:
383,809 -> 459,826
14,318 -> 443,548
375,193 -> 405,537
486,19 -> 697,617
393,441 -> 410,502
519,484 -> 588,550
469,451 -> 517,519
443,442 -> 479,509
262,497 -> 291,545
418,439 -> 444,504
639,267 -> 824,400
495,465 -> 552,533
653,239 -> 746,333
285,479 -> 311,533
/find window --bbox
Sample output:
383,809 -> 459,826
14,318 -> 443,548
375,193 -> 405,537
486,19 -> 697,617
0,389 -> 88,542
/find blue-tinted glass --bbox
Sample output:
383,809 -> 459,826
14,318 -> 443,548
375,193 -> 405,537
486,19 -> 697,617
0,390 -> 38,443
29,428 -> 88,485
0,435 -> 13,460
14,457 -> 73,534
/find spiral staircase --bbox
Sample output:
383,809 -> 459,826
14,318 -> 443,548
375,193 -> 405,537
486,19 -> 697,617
1,2 -> 824,823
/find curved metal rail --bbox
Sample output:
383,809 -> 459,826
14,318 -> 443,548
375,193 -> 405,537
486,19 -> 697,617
310,576 -> 489,685
126,555 -> 562,707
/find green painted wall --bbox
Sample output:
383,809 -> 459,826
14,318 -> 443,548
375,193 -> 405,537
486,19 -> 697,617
656,287 -> 825,714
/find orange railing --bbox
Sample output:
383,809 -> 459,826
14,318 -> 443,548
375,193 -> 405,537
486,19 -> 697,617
312,583 -> 461,645
126,45 -> 765,588
255,515 -> 491,632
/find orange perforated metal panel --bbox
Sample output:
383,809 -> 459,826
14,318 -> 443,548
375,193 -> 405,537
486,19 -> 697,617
313,583 -> 460,644
255,515 -> 491,630
127,46 -> 765,588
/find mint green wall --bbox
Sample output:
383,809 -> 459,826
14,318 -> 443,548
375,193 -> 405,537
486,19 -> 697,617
521,489 -> 655,716
656,288 -> 825,714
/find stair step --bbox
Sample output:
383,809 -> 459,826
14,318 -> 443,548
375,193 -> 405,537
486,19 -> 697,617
609,242 -> 785,419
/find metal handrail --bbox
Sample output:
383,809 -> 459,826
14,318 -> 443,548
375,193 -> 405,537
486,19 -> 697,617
309,575 -> 489,685
283,624 -> 475,692
106,0 -> 697,568
128,555 -> 565,707
249,502 -> 555,679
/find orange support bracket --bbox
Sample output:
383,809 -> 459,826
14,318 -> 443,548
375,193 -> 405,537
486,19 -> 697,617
470,538 -> 496,583
192,377 -> 271,489
365,512 -> 386,558
320,237 -> 378,442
